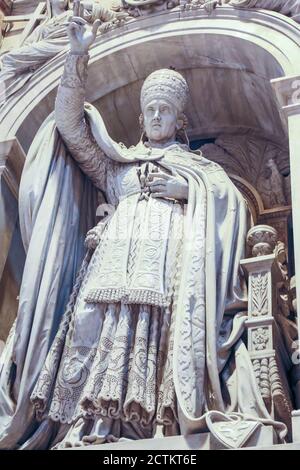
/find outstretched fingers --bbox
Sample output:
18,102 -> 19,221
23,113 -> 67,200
73,0 -> 80,17
79,2 -> 85,18
67,21 -> 80,39
72,16 -> 87,25
73,0 -> 85,19
92,19 -> 101,37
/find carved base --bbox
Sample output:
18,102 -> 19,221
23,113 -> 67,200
64,427 -> 275,451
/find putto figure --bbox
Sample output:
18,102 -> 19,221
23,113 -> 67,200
0,1 -> 286,449
0,0 -> 127,101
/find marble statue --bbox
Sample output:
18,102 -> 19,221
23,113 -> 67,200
0,3 -> 288,449
0,0 -> 128,101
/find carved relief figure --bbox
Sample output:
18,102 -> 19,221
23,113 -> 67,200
0,0 -> 127,101
229,0 -> 300,22
257,158 -> 287,209
0,3 -> 288,449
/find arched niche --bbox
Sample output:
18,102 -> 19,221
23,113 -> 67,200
0,6 -> 299,338
1,7 -> 300,150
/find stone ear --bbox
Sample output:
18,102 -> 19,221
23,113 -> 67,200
176,113 -> 189,146
139,114 -> 147,142
176,113 -> 188,130
176,119 -> 183,131
176,113 -> 188,131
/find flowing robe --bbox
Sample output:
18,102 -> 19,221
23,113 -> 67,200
28,126 -> 252,447
0,53 -> 287,449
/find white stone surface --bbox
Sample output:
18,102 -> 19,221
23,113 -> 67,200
68,426 -> 274,450
0,1 -> 298,451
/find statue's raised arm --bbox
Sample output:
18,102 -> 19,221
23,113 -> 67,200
55,1 -> 125,191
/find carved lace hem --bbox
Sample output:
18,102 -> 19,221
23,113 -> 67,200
85,287 -> 169,307
31,394 -> 175,427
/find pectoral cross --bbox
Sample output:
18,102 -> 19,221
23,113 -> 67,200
137,162 -> 159,201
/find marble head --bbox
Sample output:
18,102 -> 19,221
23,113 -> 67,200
140,69 -> 189,114
140,69 -> 189,144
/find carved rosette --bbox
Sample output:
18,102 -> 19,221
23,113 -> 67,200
252,327 -> 269,351
247,224 -> 278,257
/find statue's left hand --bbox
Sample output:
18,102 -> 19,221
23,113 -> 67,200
146,171 -> 188,201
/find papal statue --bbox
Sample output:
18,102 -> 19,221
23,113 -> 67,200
0,2 -> 287,449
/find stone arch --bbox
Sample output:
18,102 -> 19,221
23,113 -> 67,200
1,7 -> 300,149
0,6 -> 299,339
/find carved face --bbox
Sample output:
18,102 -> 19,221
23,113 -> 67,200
50,0 -> 68,12
143,99 -> 179,144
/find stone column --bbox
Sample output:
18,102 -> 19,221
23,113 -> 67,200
272,76 -> 300,343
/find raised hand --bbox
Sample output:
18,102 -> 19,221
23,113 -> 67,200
146,170 -> 188,201
67,0 -> 101,54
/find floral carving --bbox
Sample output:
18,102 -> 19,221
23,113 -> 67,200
251,272 -> 269,316
252,328 -> 269,351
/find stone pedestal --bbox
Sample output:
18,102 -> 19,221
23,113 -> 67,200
292,410 -> 300,443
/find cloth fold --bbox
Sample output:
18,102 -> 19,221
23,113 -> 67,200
0,105 -> 287,448
0,115 -> 98,449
